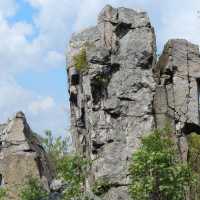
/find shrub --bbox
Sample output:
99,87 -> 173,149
187,133 -> 200,199
129,128 -> 195,200
42,130 -> 70,173
0,188 -> 6,200
42,131 -> 89,199
18,131 -> 90,200
187,133 -> 200,172
20,176 -> 47,200
73,48 -> 88,72
56,154 -> 89,200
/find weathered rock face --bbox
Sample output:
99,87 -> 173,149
68,5 -> 156,200
154,39 -> 200,161
0,112 -> 53,199
67,4 -> 200,200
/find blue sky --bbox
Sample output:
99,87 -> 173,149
9,0 -> 34,23
0,0 -> 199,137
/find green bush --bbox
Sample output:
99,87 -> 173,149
187,133 -> 200,199
17,131 -> 90,200
0,188 -> 6,200
20,176 -> 47,200
42,130 -> 90,199
129,128 -> 195,200
73,48 -> 88,72
42,130 -> 69,173
188,133 -> 200,172
56,154 -> 89,200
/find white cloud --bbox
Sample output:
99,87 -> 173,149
0,80 -> 31,119
0,0 -> 71,137
27,96 -> 67,136
28,96 -> 55,115
0,78 -> 67,136
71,0 -> 152,31
0,0 -> 200,137
0,0 -> 70,75
0,0 -> 198,73
44,51 -> 64,69
28,104 -> 67,136
0,0 -> 17,17
67,0 -> 200,50
154,0 -> 200,50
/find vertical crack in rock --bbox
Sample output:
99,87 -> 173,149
185,41 -> 192,123
67,4 -> 200,200
67,5 -> 156,199
154,39 -> 200,161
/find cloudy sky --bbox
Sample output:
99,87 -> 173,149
0,0 -> 199,137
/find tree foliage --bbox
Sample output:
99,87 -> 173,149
42,130 -> 70,172
0,188 -> 6,200
19,130 -> 89,200
188,133 -> 200,173
20,176 -> 47,200
73,48 -> 88,72
42,131 -> 89,200
57,154 -> 89,200
187,133 -> 200,200
129,128 -> 195,200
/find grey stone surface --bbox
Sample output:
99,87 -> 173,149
68,5 -> 156,200
0,112 -> 53,200
67,5 -> 200,200
154,39 -> 200,161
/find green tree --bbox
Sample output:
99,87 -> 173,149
187,133 -> 200,199
56,154 -> 89,200
18,131 -> 89,200
188,133 -> 200,173
0,188 -> 6,200
42,130 -> 70,172
42,130 -> 89,199
20,176 -> 47,200
129,129 -> 195,200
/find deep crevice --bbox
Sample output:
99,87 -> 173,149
91,64 -> 120,105
107,139 -> 114,143
118,97 -> 135,101
181,122 -> 200,135
35,157 -> 43,178
114,22 -> 131,39
23,149 -> 35,153
76,107 -> 86,128
92,140 -> 105,149
104,109 -> 121,119
69,92 -> 78,106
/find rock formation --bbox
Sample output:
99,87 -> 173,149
67,5 -> 200,200
154,39 -> 200,161
0,112 -> 53,199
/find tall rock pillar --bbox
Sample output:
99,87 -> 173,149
154,39 -> 200,161
67,5 -> 156,199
